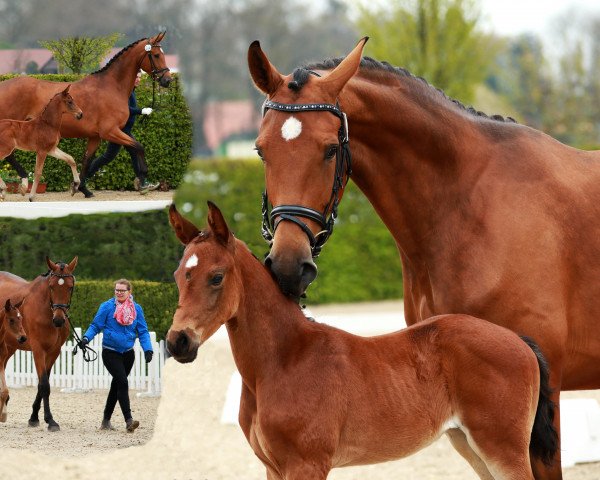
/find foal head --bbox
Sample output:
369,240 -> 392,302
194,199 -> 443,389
166,203 -> 242,363
139,31 -> 172,87
248,38 -> 367,299
3,298 -> 26,344
45,256 -> 78,328
56,85 -> 83,120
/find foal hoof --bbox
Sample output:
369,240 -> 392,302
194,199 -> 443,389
48,423 -> 60,432
28,419 -> 40,427
70,182 -> 80,196
18,184 -> 27,196
0,412 -> 7,423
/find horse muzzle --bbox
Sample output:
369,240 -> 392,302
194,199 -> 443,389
159,75 -> 172,88
17,335 -> 27,344
166,328 -> 199,364
264,252 -> 317,300
52,317 -> 66,328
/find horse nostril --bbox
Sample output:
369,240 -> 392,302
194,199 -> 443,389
18,336 -> 26,344
176,331 -> 189,351
300,261 -> 318,286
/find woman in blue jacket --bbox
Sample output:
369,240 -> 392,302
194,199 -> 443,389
81,278 -> 153,432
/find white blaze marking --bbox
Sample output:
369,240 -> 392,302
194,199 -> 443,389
281,116 -> 302,141
58,278 -> 65,285
185,254 -> 199,269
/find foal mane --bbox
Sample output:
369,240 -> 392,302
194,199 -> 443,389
298,57 -> 516,124
91,37 -> 147,75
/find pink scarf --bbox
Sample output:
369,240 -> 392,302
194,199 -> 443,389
114,296 -> 136,326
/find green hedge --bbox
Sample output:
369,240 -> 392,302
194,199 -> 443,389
0,73 -> 192,191
174,159 -> 404,303
69,280 -> 177,341
0,209 -> 183,282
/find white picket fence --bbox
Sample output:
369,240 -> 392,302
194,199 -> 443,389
5,328 -> 166,396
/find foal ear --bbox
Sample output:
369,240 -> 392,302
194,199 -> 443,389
62,84 -> 71,94
207,201 -> 232,246
68,256 -> 78,271
4,299 -> 10,312
14,298 -> 24,309
248,41 -> 284,96
318,37 -> 368,98
169,204 -> 200,245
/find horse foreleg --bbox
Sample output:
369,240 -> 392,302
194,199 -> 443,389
48,147 -> 79,195
28,152 -> 47,202
80,137 -> 100,178
39,369 -> 59,431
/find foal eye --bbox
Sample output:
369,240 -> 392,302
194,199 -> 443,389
324,145 -> 338,160
254,147 -> 264,161
154,54 -> 160,58
185,271 -> 192,281
210,274 -> 224,286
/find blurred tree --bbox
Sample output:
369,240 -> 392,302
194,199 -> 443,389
355,0 -> 493,104
39,32 -> 122,73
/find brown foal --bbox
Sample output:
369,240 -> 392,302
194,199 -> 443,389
0,298 -> 26,422
166,203 -> 557,480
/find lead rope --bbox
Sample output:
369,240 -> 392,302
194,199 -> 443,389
70,318 -> 98,362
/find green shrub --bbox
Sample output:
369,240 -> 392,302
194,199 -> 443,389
0,73 -> 192,191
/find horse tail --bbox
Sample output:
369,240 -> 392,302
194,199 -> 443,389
520,336 -> 559,466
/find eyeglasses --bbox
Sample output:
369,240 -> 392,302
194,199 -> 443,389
115,289 -> 129,293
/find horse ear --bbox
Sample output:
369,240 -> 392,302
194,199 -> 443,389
248,40 -> 284,96
68,256 -> 78,271
4,299 -> 10,312
169,204 -> 200,245
157,31 -> 166,42
207,201 -> 232,246
46,256 -> 57,271
63,84 -> 71,94
318,37 -> 368,98
14,298 -> 24,309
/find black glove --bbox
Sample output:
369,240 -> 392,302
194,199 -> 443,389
144,350 -> 153,363
79,337 -> 89,348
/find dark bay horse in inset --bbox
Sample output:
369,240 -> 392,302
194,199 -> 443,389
0,257 -> 77,431
0,298 -> 26,422
166,203 -> 558,480
0,32 -> 172,195
0,85 -> 83,201
247,38 -> 600,478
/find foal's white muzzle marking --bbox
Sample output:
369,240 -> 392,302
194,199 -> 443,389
281,116 -> 302,141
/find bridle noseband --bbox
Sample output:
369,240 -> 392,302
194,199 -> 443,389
261,100 -> 352,258
143,41 -> 170,82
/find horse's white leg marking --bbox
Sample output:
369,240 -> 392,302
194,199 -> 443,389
49,147 -> 80,192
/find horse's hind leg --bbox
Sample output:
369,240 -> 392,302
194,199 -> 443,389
48,146 -> 80,195
446,428 -> 494,480
5,153 -> 28,194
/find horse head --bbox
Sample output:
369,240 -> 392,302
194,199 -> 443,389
140,31 -> 172,87
166,203 -> 241,363
60,85 -> 83,120
248,38 -> 368,299
46,256 -> 78,328
3,298 -> 26,344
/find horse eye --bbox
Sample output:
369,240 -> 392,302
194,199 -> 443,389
9,319 -> 14,325
185,271 -> 192,281
254,147 -> 264,161
325,145 -> 338,160
210,274 -> 224,286
154,54 -> 160,58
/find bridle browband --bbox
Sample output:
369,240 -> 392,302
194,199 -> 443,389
46,268 -> 75,317
260,99 -> 352,258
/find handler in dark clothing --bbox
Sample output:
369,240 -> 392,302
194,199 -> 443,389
78,72 -> 158,198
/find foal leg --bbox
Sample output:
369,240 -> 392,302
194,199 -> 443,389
446,428 -> 494,480
0,177 -> 5,201
48,146 -> 80,195
0,346 -> 9,422
28,152 -> 47,202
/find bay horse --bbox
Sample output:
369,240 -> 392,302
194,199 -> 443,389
247,38 -> 600,478
166,202 -> 558,480
0,32 -> 172,196
0,85 -> 83,202
0,257 -> 77,431
0,298 -> 26,422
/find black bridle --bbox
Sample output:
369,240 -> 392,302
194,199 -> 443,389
144,41 -> 170,82
260,100 -> 352,258
47,269 -> 75,317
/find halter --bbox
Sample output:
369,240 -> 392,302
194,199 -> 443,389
260,99 -> 352,258
46,269 -> 75,317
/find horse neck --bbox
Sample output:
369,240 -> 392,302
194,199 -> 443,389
340,72 -> 491,257
225,247 -> 308,383
24,276 -> 51,322
94,44 -> 144,95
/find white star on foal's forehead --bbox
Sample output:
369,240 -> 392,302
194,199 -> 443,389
185,254 -> 199,269
281,116 -> 302,141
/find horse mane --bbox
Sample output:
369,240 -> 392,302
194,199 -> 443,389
91,37 -> 147,75
299,57 -> 516,124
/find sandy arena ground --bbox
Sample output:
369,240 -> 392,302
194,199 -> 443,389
0,308 -> 599,480
0,188 -> 173,202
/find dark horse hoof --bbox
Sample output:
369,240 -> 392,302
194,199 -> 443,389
78,184 -> 94,198
48,422 -> 60,432
28,419 -> 40,427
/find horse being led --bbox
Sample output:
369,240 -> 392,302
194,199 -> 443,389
0,32 -> 172,197
166,203 -> 558,480
0,85 -> 82,201
0,257 -> 77,430
0,298 -> 26,422
248,38 -> 600,479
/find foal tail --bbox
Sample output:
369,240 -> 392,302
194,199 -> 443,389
521,336 -> 559,466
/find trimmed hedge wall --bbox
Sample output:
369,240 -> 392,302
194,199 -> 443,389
69,280 -> 177,341
174,159 -> 404,304
0,73 -> 192,191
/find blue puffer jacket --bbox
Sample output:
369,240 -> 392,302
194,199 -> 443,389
83,297 -> 153,354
